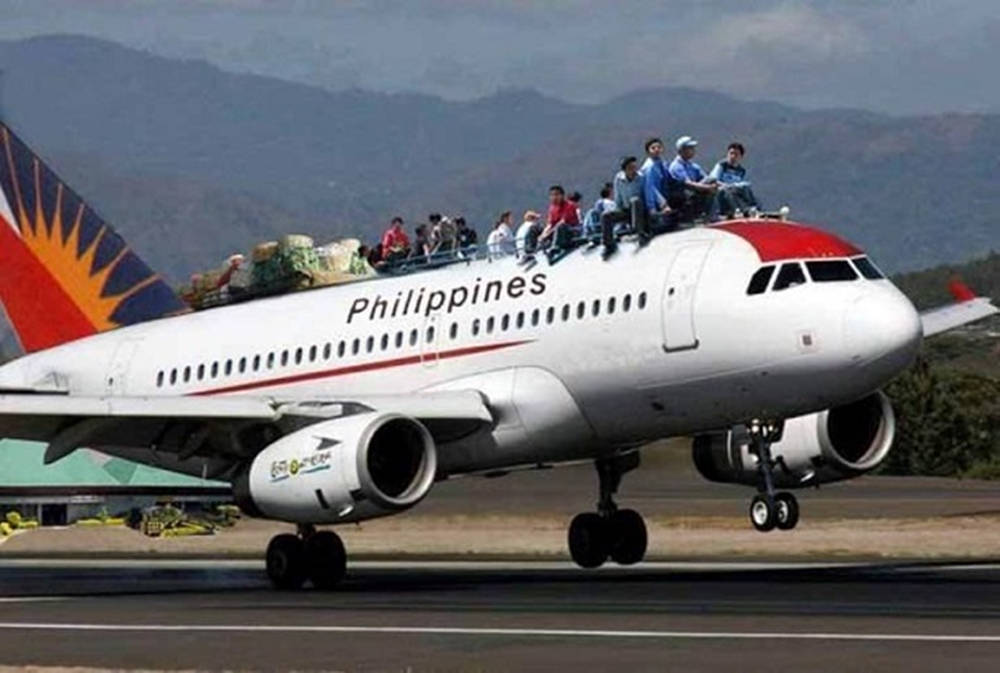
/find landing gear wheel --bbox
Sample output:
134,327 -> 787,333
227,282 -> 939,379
305,530 -> 347,590
609,509 -> 647,565
774,492 -> 800,531
568,513 -> 610,569
266,533 -> 307,589
749,494 -> 777,533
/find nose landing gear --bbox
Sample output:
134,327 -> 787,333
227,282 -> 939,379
265,524 -> 347,590
746,419 -> 800,533
568,452 -> 649,568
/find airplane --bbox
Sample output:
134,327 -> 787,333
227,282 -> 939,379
0,122 -> 995,589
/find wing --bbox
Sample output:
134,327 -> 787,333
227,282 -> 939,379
920,280 -> 998,338
0,390 -> 493,479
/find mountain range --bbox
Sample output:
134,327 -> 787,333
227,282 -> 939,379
0,34 -> 997,284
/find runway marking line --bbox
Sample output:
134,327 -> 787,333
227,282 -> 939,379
1,623 -> 999,643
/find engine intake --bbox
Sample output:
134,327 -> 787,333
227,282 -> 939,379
693,391 -> 895,488
234,412 -> 436,523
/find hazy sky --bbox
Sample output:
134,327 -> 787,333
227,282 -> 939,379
0,0 -> 997,114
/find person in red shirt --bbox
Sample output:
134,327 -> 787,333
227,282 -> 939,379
539,185 -> 580,256
380,217 -> 411,263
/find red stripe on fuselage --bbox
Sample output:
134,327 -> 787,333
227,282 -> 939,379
195,339 -> 533,396
0,214 -> 97,352
714,220 -> 862,262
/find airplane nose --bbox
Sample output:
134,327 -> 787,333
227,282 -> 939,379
844,290 -> 922,372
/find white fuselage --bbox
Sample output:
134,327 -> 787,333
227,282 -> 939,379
0,225 -> 923,475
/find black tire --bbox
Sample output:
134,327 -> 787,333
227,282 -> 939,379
266,533 -> 307,590
305,530 -> 347,590
568,513 -> 609,569
775,492 -> 800,531
749,494 -> 777,533
609,509 -> 648,565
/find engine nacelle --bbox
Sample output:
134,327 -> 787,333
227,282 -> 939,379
234,412 -> 437,523
692,391 -> 895,488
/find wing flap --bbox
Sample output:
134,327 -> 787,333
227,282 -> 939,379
920,297 -> 998,337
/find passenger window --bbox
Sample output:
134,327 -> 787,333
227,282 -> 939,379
773,263 -> 807,291
351,339 -> 360,355
156,371 -> 164,388
323,343 -> 332,360
211,362 -> 219,378
516,312 -> 525,329
450,322 -> 458,339
486,317 -> 495,333
309,345 -> 317,362
852,256 -> 885,280
280,350 -> 289,367
294,347 -> 303,364
253,355 -> 261,371
239,358 -> 247,374
561,305 -> 570,321
623,295 -> 632,312
592,299 -> 600,317
607,297 -> 616,314
472,319 -> 480,336
577,302 -> 585,319
426,326 -> 435,342
501,314 -> 510,331
532,309 -> 540,326
806,260 -> 858,282
197,364 -> 205,381
183,366 -> 191,383
381,333 -> 389,350
224,360 -> 232,376
366,336 -> 374,352
267,353 -> 275,368
338,341 -> 346,357
409,329 -> 418,346
170,369 -> 177,385
638,292 -> 647,309
746,265 -> 775,295
395,331 -> 403,348
546,307 -> 555,324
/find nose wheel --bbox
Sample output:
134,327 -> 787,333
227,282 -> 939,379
568,453 -> 649,568
746,420 -> 800,532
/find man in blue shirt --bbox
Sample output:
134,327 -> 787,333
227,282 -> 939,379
706,141 -> 761,219
667,136 -> 717,223
640,137 -> 677,235
600,156 -> 649,258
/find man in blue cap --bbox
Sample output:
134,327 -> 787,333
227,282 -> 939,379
667,135 -> 717,222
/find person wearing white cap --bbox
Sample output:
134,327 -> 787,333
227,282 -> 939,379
667,135 -> 716,222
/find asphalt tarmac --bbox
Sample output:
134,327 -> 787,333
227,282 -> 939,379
2,559 -> 1000,672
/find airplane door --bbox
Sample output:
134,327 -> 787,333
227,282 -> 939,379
662,242 -> 711,352
421,314 -> 440,368
107,338 -> 143,395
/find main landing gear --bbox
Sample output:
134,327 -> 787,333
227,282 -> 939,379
568,452 -> 648,568
746,419 -> 800,533
265,524 -> 347,590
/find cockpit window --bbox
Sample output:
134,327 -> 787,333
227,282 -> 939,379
806,260 -> 858,282
772,262 -> 806,291
746,265 -> 775,295
851,256 -> 885,280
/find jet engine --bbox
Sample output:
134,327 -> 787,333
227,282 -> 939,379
234,412 -> 437,523
692,391 -> 895,488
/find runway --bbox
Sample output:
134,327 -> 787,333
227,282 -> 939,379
2,560 -> 1000,671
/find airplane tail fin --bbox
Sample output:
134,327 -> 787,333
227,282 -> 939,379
0,122 -> 188,353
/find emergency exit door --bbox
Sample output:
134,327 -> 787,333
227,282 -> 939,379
661,242 -> 711,352
107,338 -> 143,394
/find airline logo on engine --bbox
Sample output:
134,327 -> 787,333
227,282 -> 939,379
270,450 -> 333,482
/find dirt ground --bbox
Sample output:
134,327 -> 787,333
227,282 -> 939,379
4,442 -> 1000,561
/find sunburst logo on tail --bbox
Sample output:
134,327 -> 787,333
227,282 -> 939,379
0,123 -> 187,352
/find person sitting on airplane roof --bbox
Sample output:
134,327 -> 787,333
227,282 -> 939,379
487,210 -> 515,257
568,191 -> 584,225
641,137 -> 675,231
583,182 -> 616,245
430,213 -> 457,258
600,155 -> 649,259
516,210 -> 542,261
456,216 -> 478,255
706,141 -> 761,218
380,216 -> 411,264
667,135 -> 717,222
410,223 -> 432,264
538,185 -> 581,262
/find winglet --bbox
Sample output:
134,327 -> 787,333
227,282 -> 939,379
948,277 -> 977,303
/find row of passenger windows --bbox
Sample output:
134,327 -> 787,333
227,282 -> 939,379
745,256 -> 884,295
154,291 -> 648,388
